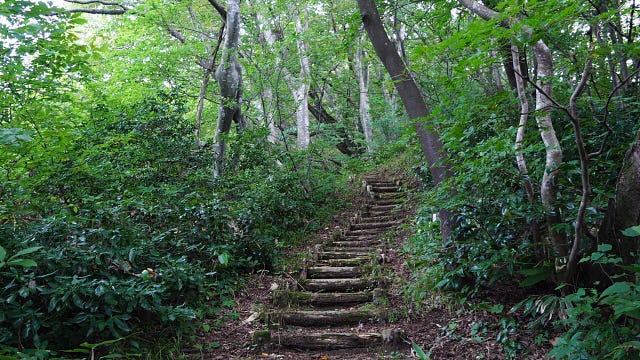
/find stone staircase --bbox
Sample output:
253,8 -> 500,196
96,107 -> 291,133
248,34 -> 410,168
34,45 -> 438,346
253,176 -> 408,356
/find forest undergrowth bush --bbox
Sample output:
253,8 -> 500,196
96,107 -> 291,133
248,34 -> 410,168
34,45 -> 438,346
399,83 -> 639,358
0,91 -> 344,357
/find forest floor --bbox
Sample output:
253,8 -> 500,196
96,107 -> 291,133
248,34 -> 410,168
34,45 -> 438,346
185,173 -> 554,359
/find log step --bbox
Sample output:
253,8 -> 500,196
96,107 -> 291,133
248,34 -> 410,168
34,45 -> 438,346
318,251 -> 372,259
272,290 -> 373,307
308,266 -> 363,278
350,221 -> 399,230
357,215 -> 396,223
301,278 -> 375,292
368,186 -> 400,193
323,246 -> 378,253
319,257 -> 371,266
372,198 -> 403,206
264,309 -> 380,327
368,204 -> 400,212
345,228 -> 389,236
331,240 -> 381,248
254,331 -> 381,350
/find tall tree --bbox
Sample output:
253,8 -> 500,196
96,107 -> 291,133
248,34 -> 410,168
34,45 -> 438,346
212,0 -> 243,177
357,0 -> 455,241
355,27 -> 374,153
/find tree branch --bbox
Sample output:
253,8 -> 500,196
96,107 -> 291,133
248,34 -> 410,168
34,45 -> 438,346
63,0 -> 129,14
589,67 -> 640,158
207,0 -> 227,21
68,8 -> 127,14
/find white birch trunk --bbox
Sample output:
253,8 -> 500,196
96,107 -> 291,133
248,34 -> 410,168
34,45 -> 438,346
533,39 -> 566,257
356,29 -> 374,153
294,8 -> 310,149
511,44 -> 534,203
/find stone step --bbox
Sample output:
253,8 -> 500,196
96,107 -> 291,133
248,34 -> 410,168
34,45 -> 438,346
271,290 -> 373,307
264,309 -> 380,327
308,266 -> 363,279
301,278 -> 375,292
251,329 -> 403,350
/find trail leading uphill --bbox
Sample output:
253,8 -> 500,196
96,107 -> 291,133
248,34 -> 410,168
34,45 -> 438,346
252,175 -> 409,357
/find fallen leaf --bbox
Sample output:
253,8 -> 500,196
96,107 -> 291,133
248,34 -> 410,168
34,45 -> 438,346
242,312 -> 259,324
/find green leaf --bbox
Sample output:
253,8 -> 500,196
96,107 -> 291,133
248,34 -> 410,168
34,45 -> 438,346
0,245 -> 6,261
600,282 -> 631,300
412,343 -> 431,360
621,225 -> 640,237
11,246 -> 42,259
6,259 -> 37,268
217,253 -> 229,266
518,266 -> 553,287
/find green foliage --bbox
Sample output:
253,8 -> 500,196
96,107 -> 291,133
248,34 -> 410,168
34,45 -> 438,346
0,88 -> 342,354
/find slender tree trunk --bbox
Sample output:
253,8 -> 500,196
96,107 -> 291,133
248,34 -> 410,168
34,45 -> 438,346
213,0 -> 242,178
250,3 -> 280,143
356,28 -> 374,153
511,43 -> 541,244
357,0 -> 455,241
295,7 -> 311,149
532,39 -> 566,258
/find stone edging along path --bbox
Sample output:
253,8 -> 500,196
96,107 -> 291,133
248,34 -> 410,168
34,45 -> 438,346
251,175 -> 410,357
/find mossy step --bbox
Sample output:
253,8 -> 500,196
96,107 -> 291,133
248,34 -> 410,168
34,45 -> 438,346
323,246 -> 378,253
368,186 -> 401,193
308,266 -> 363,278
253,328 -> 406,351
345,228 -> 389,237
357,215 -> 396,223
331,240 -> 381,248
318,257 -> 371,266
318,251 -> 373,259
368,204 -> 401,212
341,234 -> 381,241
372,198 -> 404,206
271,290 -> 374,307
350,221 -> 399,231
301,278 -> 375,292
263,309 -> 380,327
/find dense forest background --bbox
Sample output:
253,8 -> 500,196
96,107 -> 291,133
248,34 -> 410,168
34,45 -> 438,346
1,0 -> 639,358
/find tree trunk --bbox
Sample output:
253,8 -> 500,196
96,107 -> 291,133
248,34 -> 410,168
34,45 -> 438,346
532,39 -> 566,258
213,0 -> 242,178
295,7 -> 311,149
599,129 -> 640,266
357,0 -> 455,242
356,28 -> 374,153
307,89 -> 361,156
511,43 -> 541,245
